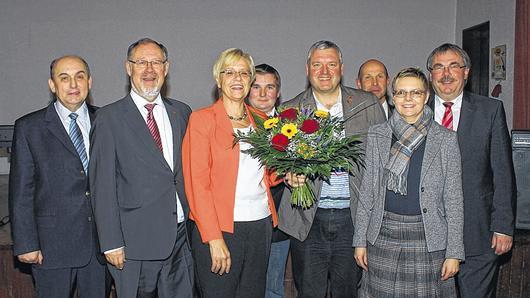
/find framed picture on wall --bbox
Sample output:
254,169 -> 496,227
491,44 -> 506,80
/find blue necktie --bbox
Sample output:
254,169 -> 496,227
68,113 -> 88,174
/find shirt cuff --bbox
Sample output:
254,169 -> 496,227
104,246 -> 124,254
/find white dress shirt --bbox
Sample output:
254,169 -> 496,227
434,93 -> 463,131
233,126 -> 271,222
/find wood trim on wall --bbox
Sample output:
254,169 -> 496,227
514,0 -> 530,129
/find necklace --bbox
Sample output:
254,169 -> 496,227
227,110 -> 247,121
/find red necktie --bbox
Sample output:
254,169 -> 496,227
441,102 -> 454,131
144,103 -> 163,152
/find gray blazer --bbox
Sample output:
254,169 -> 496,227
89,95 -> 191,260
352,121 -> 465,260
429,92 -> 515,257
278,85 -> 386,241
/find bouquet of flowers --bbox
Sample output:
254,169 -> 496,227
234,106 -> 364,209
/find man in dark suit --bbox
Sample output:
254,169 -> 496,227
247,63 -> 289,298
90,38 -> 193,297
279,40 -> 385,298
427,43 -> 515,298
9,55 -> 107,297
356,59 -> 393,120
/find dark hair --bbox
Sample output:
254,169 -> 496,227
50,55 -> 91,78
426,43 -> 471,71
254,64 -> 281,89
127,38 -> 168,61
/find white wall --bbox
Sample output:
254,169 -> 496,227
0,0 -> 457,124
456,0 -> 516,129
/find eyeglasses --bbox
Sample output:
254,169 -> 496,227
220,69 -> 251,79
429,63 -> 466,74
128,59 -> 167,69
393,89 -> 426,100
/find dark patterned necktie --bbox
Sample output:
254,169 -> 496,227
145,103 -> 163,152
68,113 -> 88,174
441,102 -> 454,131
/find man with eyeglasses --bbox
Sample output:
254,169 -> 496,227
90,38 -> 194,297
279,40 -> 385,297
9,55 -> 107,297
356,59 -> 393,119
427,43 -> 515,298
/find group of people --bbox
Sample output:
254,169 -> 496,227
8,37 -> 515,298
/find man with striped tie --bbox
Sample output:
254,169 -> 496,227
427,43 -> 515,298
89,38 -> 194,297
9,55 -> 107,297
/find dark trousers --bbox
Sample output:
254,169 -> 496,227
32,252 -> 107,298
457,249 -> 499,298
290,208 -> 361,298
109,223 -> 194,298
191,216 -> 272,298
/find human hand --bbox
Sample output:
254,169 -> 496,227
441,258 -> 459,280
284,172 -> 307,188
491,233 -> 513,255
354,247 -> 368,271
208,238 -> 231,275
17,250 -> 43,264
105,247 -> 125,270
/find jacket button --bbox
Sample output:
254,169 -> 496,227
80,170 -> 85,175
85,191 -> 90,197
88,216 -> 92,222
422,208 -> 428,213
421,187 -> 425,192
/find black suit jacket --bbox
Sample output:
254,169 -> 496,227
90,95 -> 191,260
429,92 -> 515,256
9,102 -> 103,269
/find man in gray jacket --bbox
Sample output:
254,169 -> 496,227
279,40 -> 385,297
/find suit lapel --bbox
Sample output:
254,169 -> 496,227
164,99 -> 182,173
44,103 -> 78,157
375,124 -> 392,167
122,96 -> 171,171
420,124 -> 443,184
456,92 -> 475,147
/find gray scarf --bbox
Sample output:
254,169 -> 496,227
383,106 -> 433,195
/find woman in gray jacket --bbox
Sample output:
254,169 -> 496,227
353,67 -> 464,297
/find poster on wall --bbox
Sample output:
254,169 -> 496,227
491,45 -> 506,80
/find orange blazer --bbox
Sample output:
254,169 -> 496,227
182,98 -> 279,243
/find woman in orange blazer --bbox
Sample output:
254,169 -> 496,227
182,48 -> 278,298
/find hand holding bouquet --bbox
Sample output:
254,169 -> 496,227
234,106 -> 364,208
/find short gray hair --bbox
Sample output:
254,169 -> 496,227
127,38 -> 168,61
426,43 -> 471,71
306,40 -> 343,64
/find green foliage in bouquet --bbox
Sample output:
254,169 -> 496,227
234,106 -> 364,209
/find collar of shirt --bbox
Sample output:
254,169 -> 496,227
434,92 -> 463,130
130,90 -> 165,120
54,100 -> 90,133
266,107 -> 277,117
313,88 -> 343,118
381,100 -> 389,119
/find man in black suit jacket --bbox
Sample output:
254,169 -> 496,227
9,55 -> 107,297
356,59 -> 394,120
90,38 -> 194,297
427,43 -> 515,298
